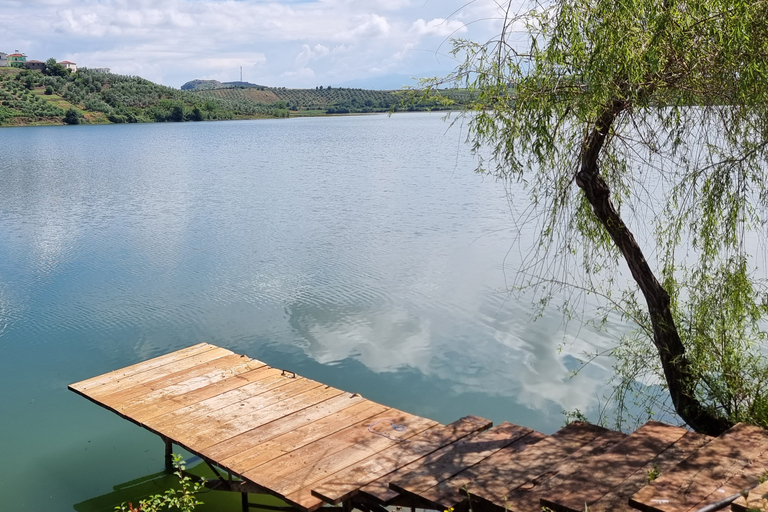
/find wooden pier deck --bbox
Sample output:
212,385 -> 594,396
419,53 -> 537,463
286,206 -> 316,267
70,344 -> 768,512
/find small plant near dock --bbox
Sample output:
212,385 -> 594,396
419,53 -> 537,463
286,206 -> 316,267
563,409 -> 589,426
647,464 -> 660,483
116,455 -> 204,512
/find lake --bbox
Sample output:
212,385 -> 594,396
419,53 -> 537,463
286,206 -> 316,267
0,113 -> 619,511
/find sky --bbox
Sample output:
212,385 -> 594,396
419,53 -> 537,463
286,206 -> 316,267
1,0 -> 510,90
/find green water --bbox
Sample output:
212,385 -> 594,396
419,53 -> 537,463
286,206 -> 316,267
0,113 -> 619,511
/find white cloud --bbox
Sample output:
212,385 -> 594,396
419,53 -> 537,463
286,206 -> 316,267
1,0 -> 510,88
294,44 -> 329,68
338,14 -> 391,40
281,67 -> 315,79
313,44 -> 330,57
411,17 -> 468,37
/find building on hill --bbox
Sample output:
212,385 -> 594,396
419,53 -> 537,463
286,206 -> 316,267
90,67 -> 110,73
0,53 -> 7,67
59,61 -> 77,72
8,51 -> 27,68
24,60 -> 45,71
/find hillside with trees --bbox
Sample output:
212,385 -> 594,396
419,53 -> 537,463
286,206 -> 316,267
0,61 -> 469,127
182,79 -> 470,115
0,65 -> 287,126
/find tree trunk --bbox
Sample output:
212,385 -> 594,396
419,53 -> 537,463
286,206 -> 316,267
574,100 -> 732,436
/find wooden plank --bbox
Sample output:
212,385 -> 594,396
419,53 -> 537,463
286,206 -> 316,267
408,421 -> 612,510
629,423 -> 768,512
82,347 -> 235,399
129,366 -> 286,423
100,354 -> 264,409
385,423 -> 536,503
144,368 -> 299,427
69,343 -> 215,392
245,410 -> 439,497
154,378 -> 326,440
732,480 -> 768,512
548,422 -> 616,450
478,429 -> 627,512
115,358 -> 268,420
285,418 -> 487,512
310,416 -> 492,506
358,418 -> 504,505
540,421 -> 690,512
218,400 -> 389,470
282,489 -> 331,512
203,393 -> 371,462
171,384 -> 347,451
374,436 -> 545,506
585,431 -> 711,512
682,441 -> 768,512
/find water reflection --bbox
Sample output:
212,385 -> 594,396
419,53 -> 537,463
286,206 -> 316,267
0,115 -> 622,512
284,280 -> 615,417
288,298 -> 432,372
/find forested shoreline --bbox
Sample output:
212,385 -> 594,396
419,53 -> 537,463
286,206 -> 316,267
0,66 -> 467,127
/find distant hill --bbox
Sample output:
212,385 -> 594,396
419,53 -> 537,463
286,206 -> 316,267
0,66 -> 471,127
192,86 -> 398,114
189,85 -> 471,115
181,79 -> 266,91
0,67 -> 287,126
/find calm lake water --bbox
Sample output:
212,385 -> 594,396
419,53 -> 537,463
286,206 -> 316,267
0,113 -> 621,511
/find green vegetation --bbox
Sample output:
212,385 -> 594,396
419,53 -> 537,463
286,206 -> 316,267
116,455 -> 203,512
0,65 -> 285,126
0,64 -> 469,125
187,82 -> 470,115
434,0 -> 768,435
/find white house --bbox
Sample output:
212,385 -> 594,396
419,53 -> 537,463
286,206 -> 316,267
59,61 -> 77,72
0,52 -> 8,67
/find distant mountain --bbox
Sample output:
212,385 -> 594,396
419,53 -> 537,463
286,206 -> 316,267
181,79 -> 266,91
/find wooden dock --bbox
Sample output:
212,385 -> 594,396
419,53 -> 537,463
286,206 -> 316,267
70,344 -> 768,512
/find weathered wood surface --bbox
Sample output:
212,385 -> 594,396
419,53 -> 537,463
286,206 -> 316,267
497,429 -> 628,512
540,421 -> 691,512
310,415 -> 492,506
105,355 -> 265,410
203,393 -> 372,462
585,431 -> 712,512
78,346 -> 236,399
387,422 -> 536,497
70,345 -> 492,512
732,480 -> 768,512
421,422 -> 612,512
70,343 -> 216,393
629,422 -> 768,512
72,344 -> 768,512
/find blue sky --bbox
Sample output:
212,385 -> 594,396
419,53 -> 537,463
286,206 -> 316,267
1,0 -> 508,89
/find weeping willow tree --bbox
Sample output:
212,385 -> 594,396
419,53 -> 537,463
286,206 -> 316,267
432,0 -> 768,435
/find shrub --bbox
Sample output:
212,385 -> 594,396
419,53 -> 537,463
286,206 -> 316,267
63,108 -> 81,125
116,455 -> 204,512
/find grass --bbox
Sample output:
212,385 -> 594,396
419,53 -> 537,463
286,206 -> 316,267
0,67 -> 22,77
290,109 -> 327,117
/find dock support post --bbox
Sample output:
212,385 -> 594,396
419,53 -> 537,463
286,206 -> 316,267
164,437 -> 173,473
242,492 -> 248,512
